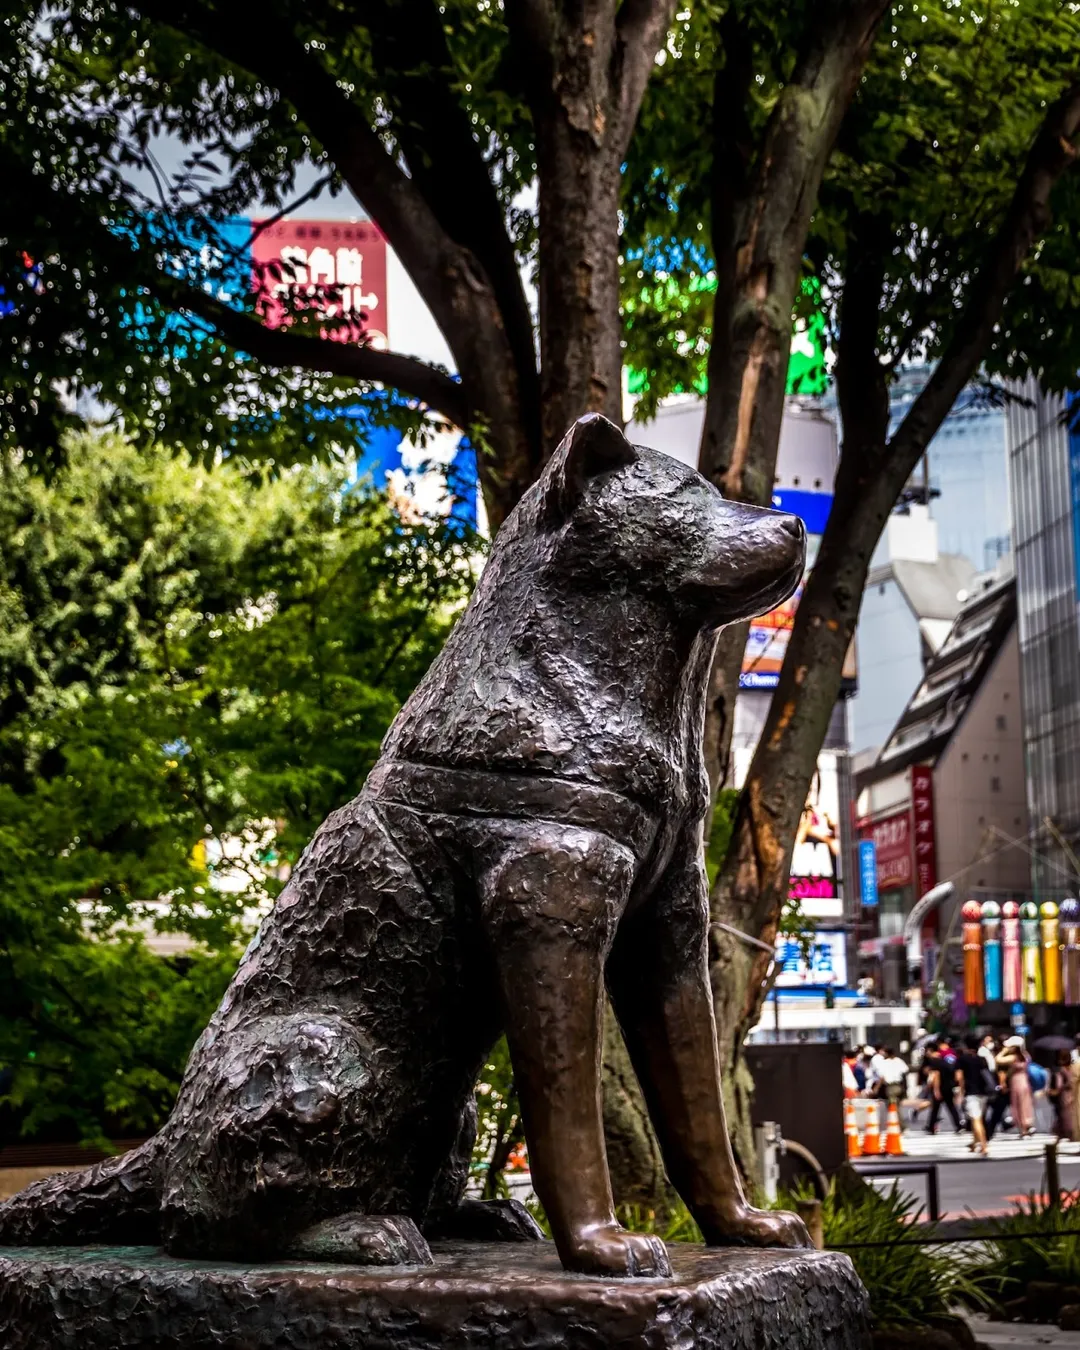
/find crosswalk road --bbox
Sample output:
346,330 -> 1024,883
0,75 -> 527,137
898,1128 -> 1080,1163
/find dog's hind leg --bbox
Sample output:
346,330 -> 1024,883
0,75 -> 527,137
606,837 -> 810,1250
287,1212 -> 432,1265
422,1091 -> 544,1244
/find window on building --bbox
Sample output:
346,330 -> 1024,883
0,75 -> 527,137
991,777 -> 1001,793
996,714 -> 1007,730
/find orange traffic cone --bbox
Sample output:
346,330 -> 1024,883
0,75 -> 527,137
845,1099 -> 862,1159
862,1100 -> 883,1156
885,1100 -> 905,1156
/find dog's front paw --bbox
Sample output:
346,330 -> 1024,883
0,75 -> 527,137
560,1222 -> 671,1278
702,1203 -> 812,1249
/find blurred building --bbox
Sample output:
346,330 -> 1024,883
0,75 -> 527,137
1006,379 -> 1080,897
848,506 -> 975,758
840,367 -> 1010,766
884,365 -> 1011,570
855,569 -> 1026,1000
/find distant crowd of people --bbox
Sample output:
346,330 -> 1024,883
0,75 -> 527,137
842,1032 -> 1080,1156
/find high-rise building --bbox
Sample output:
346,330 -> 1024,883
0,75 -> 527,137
848,507 -> 976,758
1005,378 -> 1080,897
854,568 -> 1026,999
886,365 -> 1011,570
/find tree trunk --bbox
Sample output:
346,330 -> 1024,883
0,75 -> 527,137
708,64 -> 1080,1132
708,215 -> 894,1091
697,0 -> 889,795
709,465 -> 890,1067
601,1005 -> 676,1216
531,24 -> 625,453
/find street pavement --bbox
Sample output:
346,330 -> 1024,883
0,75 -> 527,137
965,1316 -> 1080,1347
902,1128 -> 1080,1166
873,1127 -> 1080,1216
863,1151 -> 1080,1217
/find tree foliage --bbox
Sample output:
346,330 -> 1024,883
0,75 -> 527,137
0,432 -> 476,1142
708,0 -> 1080,1090
0,0 -> 678,525
7,0 -> 1080,1203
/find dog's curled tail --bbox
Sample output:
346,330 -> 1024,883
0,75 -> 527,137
0,1137 -> 162,1246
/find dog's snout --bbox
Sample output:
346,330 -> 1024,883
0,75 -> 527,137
773,513 -> 806,568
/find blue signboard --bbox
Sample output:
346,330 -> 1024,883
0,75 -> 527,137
858,839 -> 879,908
771,488 -> 832,536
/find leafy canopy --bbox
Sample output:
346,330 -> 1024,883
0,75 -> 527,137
621,0 -> 1080,407
0,432 -> 476,1142
0,0 -> 533,468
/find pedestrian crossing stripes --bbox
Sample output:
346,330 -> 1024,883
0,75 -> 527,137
899,1129 -> 1080,1163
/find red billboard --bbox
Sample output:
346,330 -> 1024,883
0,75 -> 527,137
250,218 -> 388,349
911,764 -> 938,899
861,811 -> 912,892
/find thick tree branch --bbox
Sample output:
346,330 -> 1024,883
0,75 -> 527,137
700,0 -> 890,491
504,0 -> 557,112
125,2 -> 455,300
698,0 -> 889,801
154,276 -> 473,430
123,4 -> 529,392
890,75 -> 1080,467
8,148 -> 474,430
124,0 -> 539,519
612,0 -> 678,157
329,0 -> 540,450
834,222 -> 890,456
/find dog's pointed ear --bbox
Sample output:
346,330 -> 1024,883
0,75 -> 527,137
541,414 -> 638,524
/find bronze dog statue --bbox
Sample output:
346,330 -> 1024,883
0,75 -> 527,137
0,414 -> 808,1277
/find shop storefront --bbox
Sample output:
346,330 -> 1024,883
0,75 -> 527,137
855,766 -> 941,1001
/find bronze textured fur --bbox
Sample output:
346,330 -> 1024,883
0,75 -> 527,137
0,415 -> 808,1277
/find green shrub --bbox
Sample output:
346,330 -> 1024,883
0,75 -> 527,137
818,1183 -> 989,1329
963,1189 -> 1080,1307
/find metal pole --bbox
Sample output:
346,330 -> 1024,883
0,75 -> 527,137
1046,1141 -> 1061,1210
926,1165 -> 940,1223
796,1198 -> 824,1251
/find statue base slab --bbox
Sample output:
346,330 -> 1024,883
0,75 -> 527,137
0,1239 -> 870,1349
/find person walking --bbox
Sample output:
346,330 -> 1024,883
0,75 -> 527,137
1050,1050 -> 1077,1141
984,1060 -> 1011,1141
999,1035 -> 1036,1137
881,1048 -> 908,1121
926,1038 -> 962,1134
957,1033 -> 992,1156
842,1053 -> 859,1099
867,1045 -> 888,1099
1072,1054 -> 1080,1141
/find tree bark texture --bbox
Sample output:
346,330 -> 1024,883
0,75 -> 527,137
709,75 -> 1080,1086
698,0 -> 890,797
502,0 -> 681,1217
600,1005 -> 676,1217
509,0 -> 677,456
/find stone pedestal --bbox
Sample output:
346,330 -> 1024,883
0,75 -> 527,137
0,1239 -> 870,1349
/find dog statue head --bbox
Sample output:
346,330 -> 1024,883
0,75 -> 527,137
535,413 -> 805,629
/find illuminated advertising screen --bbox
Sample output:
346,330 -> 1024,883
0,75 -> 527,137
773,930 -> 848,987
